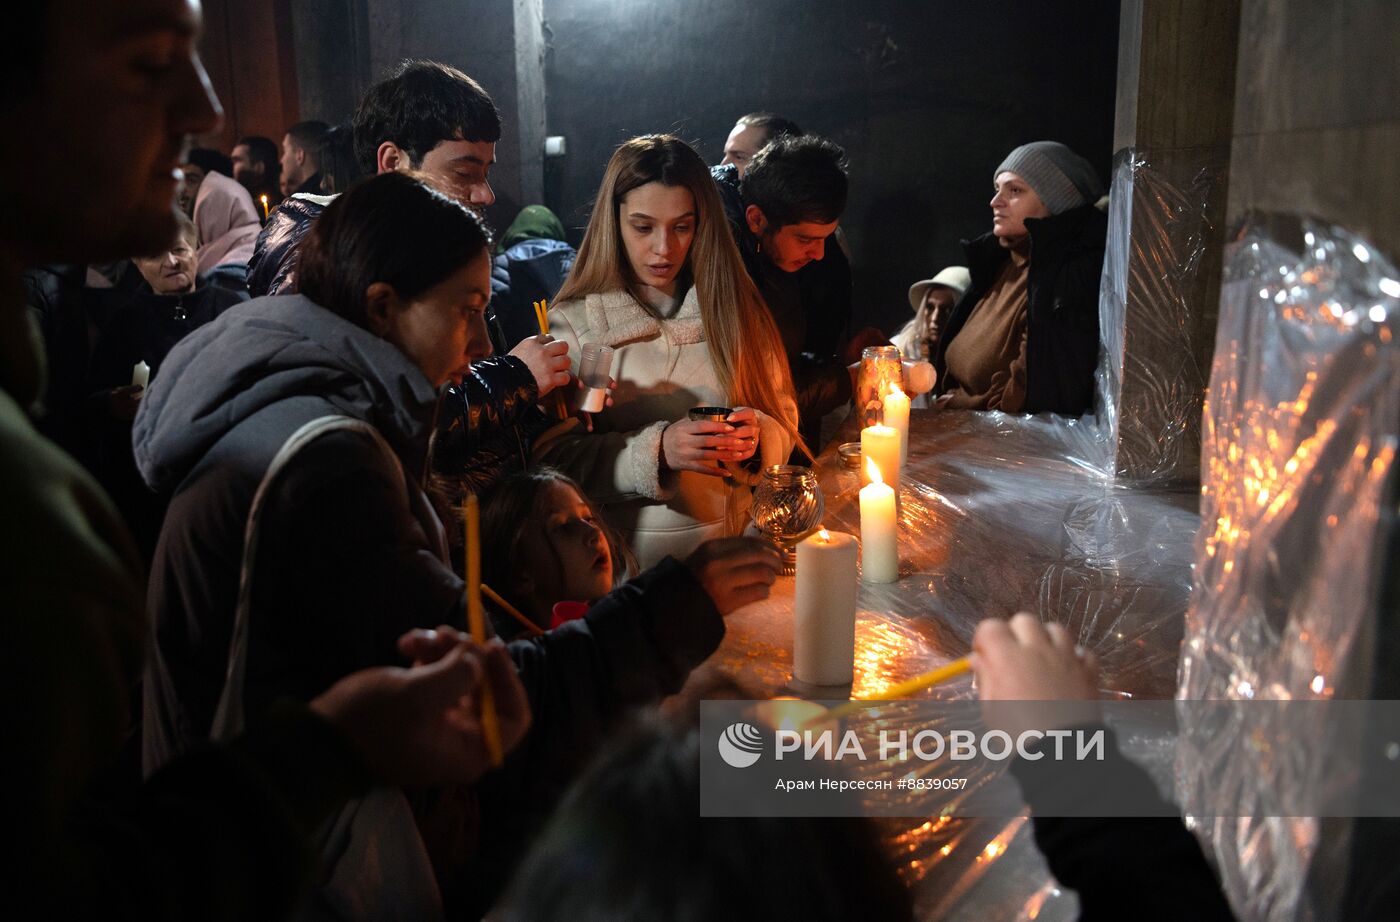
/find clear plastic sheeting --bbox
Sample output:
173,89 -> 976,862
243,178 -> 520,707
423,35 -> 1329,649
669,148 -> 1222,918
1177,218 -> 1400,922
1096,149 -> 1224,485
682,408 -> 1199,920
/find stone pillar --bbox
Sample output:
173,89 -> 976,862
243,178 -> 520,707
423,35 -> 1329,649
512,0 -> 547,207
289,0 -> 372,124
1104,0 -> 1240,485
1226,0 -> 1400,264
1222,2 -> 1400,914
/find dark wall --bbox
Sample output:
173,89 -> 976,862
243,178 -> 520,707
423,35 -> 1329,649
543,0 -> 1120,334
199,0 -> 301,152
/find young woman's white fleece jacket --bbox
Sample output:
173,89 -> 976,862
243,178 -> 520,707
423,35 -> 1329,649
537,285 -> 795,568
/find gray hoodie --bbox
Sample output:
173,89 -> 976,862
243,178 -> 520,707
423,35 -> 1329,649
135,293 -> 440,494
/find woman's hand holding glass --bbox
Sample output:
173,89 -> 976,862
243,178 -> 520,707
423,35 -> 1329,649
662,408 -> 759,477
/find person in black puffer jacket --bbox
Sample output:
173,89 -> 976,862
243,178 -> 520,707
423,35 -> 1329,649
933,141 -> 1108,417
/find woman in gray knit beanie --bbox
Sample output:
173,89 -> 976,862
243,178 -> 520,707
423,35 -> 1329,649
931,140 -> 1108,416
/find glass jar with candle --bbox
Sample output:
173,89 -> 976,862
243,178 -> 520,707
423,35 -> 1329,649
856,344 -> 903,428
751,465 -> 824,574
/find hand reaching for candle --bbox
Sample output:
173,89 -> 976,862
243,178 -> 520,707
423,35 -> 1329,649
311,630 -> 530,785
685,537 -> 783,615
970,613 -> 1100,737
509,335 -> 572,398
661,418 -> 755,477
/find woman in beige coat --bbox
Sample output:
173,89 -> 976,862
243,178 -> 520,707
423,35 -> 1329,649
538,135 -> 804,567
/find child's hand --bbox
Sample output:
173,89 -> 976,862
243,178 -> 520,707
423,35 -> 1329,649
685,537 -> 783,615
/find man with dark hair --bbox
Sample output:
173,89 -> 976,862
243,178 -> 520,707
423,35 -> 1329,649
713,135 -> 885,448
1,1 -> 526,917
231,134 -> 281,208
248,59 -> 567,502
278,119 -> 329,196
353,58 -> 501,209
720,111 -> 803,178
249,59 -> 502,298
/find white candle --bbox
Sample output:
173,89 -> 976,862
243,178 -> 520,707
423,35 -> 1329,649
131,360 -> 150,389
883,385 -> 911,467
860,459 -> 898,583
793,528 -> 858,685
860,423 -> 901,491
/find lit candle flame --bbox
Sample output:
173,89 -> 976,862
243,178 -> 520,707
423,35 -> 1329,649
888,384 -> 906,399
865,457 -> 884,485
818,528 -> 830,542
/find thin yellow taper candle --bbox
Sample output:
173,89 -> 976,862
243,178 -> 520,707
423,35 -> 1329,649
806,657 -> 972,726
465,493 -> 504,766
480,582 -> 544,637
533,299 -> 570,421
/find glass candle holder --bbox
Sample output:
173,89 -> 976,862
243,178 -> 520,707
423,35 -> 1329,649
856,344 -> 903,428
751,465 -> 825,575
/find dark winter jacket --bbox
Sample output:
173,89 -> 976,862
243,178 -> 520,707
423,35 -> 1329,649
935,204 -> 1107,417
1011,727 -> 1236,921
133,295 -> 725,910
490,238 -> 576,349
245,193 -> 327,298
711,163 -> 854,447
86,277 -> 246,558
3,287 -> 370,921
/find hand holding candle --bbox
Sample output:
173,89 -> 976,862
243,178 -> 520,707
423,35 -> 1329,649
859,458 -> 898,583
532,300 -> 571,420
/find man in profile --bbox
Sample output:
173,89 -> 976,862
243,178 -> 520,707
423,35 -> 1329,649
231,134 -> 281,209
720,110 -> 803,178
248,59 -> 500,297
278,119 -> 330,196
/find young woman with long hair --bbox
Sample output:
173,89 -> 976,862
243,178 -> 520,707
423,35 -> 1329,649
538,134 -> 805,567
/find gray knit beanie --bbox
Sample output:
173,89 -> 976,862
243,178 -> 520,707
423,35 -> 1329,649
994,141 -> 1105,215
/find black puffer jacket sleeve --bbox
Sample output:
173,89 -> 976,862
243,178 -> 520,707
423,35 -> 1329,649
246,198 -> 324,299
1010,727 -> 1236,922
431,354 -> 547,499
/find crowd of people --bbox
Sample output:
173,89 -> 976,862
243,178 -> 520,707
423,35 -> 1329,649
3,1 -> 1242,920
